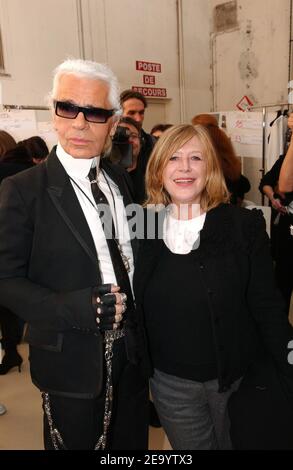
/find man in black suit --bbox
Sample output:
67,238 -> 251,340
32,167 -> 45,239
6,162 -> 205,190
0,59 -> 148,450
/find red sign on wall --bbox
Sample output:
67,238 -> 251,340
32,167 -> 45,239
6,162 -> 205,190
143,75 -> 155,85
132,86 -> 167,98
236,95 -> 253,111
136,61 -> 161,73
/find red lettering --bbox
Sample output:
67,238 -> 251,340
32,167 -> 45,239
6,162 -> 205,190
135,60 -> 162,73
143,75 -> 155,85
131,86 -> 167,98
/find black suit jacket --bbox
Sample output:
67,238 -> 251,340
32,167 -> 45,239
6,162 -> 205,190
0,147 -> 138,398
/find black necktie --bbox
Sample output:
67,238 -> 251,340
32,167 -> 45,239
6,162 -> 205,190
88,168 -> 134,307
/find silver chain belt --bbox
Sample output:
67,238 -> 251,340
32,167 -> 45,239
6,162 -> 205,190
43,327 -> 125,450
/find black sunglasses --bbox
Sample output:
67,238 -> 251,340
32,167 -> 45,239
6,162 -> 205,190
54,100 -> 115,123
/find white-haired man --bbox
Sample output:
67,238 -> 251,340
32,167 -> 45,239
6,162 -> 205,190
0,59 -> 148,450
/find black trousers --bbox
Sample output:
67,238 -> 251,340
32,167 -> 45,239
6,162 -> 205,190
274,216 -> 293,315
43,337 -> 149,450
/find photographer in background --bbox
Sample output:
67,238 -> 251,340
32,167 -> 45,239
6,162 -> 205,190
110,116 -> 144,203
110,117 -> 141,171
120,90 -> 156,204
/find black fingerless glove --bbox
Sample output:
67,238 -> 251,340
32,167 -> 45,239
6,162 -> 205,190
92,284 -> 117,332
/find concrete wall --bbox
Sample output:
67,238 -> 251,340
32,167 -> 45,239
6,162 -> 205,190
210,0 -> 292,204
211,0 -> 291,110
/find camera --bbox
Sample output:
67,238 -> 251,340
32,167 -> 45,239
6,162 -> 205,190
112,126 -> 131,144
111,126 -> 133,169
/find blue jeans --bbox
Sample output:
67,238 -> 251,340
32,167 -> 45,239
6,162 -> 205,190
150,369 -> 241,450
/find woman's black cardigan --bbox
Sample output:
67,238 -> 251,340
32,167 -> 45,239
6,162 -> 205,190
133,203 -> 293,393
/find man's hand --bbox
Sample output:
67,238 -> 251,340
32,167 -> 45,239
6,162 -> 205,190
94,284 -> 127,332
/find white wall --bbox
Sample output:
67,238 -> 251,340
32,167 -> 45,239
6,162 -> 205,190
0,0 -> 292,129
88,0 -> 181,129
0,0 -> 83,106
181,0 -> 213,122
0,0 -> 183,130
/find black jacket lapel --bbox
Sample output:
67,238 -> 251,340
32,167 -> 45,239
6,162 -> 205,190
45,149 -> 98,266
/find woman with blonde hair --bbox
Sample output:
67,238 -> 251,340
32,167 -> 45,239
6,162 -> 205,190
134,124 -> 293,450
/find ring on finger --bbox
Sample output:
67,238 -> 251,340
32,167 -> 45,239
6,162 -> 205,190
120,293 -> 127,303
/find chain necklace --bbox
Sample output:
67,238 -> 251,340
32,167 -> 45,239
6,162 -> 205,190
99,168 -> 131,273
69,170 -> 131,273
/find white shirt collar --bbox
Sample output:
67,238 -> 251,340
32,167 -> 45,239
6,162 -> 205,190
56,143 -> 100,179
163,212 -> 206,254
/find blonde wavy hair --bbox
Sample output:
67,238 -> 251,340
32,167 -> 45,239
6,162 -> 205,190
145,124 -> 229,211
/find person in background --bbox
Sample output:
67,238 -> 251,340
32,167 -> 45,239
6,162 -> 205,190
150,124 -> 173,139
0,135 -> 49,375
120,90 -> 155,205
0,138 -> 34,182
0,131 -> 25,374
134,124 -> 293,450
191,114 -> 250,205
279,112 -> 293,193
110,116 -> 142,172
107,117 -> 142,202
259,155 -> 293,316
0,130 -> 17,156
19,136 -> 49,164
0,58 -> 148,450
120,90 -> 147,125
